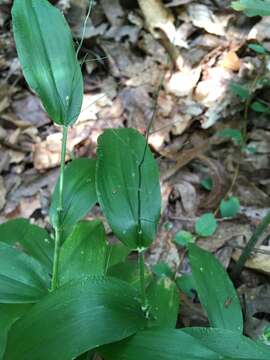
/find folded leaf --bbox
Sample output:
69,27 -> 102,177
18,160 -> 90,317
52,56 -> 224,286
50,158 -> 97,240
96,129 -> 161,249
59,220 -> 107,285
147,277 -> 179,329
101,327 -> 270,360
188,244 -> 243,333
12,0 -> 83,125
0,219 -> 53,272
0,243 -> 50,303
4,276 -> 146,360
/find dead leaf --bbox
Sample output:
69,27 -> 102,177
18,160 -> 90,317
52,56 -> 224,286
233,246 -> 270,275
166,66 -> 201,97
13,93 -> 50,127
0,176 -> 6,211
187,4 -> 227,36
220,51 -> 241,72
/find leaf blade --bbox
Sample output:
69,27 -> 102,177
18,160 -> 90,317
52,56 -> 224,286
188,244 -> 243,333
0,243 -> 50,303
96,128 -> 161,249
12,0 -> 83,125
0,219 -> 53,273
4,276 -> 146,360
50,158 -> 97,240
59,220 -> 107,285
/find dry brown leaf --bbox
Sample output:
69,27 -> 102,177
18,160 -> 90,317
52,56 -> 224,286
233,246 -> 270,275
0,176 -> 6,211
220,51 -> 241,72
33,124 -> 93,171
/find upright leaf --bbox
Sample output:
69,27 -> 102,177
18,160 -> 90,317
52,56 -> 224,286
50,158 -> 97,240
147,277 -> 179,329
101,327 -> 270,360
4,276 -> 146,360
0,243 -> 50,303
0,219 -> 53,272
59,220 -> 107,285
12,0 -> 83,125
96,128 -> 161,249
188,244 -> 243,333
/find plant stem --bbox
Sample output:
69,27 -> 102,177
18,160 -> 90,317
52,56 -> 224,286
232,209 -> 270,279
138,249 -> 147,310
51,125 -> 68,291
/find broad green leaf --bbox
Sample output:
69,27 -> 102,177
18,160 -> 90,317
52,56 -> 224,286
50,158 -> 97,241
0,304 -> 31,359
217,128 -> 243,146
231,0 -> 270,17
0,219 -> 53,272
108,260 -> 151,289
12,0 -> 83,125
105,243 -> 131,269
101,327 -> 270,360
248,43 -> 268,54
189,244 -> 243,333
230,82 -> 250,100
174,230 -> 195,247
251,101 -> 270,113
147,277 -> 179,329
4,276 -> 146,360
195,213 -> 217,237
96,128 -> 161,249
0,242 -> 50,303
59,220 -> 107,285
220,197 -> 240,218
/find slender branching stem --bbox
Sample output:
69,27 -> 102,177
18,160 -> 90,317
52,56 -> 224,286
232,209 -> 270,279
51,125 -> 68,291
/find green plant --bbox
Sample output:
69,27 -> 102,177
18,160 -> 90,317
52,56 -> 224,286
1,0 -> 270,359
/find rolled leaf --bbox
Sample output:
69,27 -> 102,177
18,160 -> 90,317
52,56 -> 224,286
96,128 -> 161,249
189,244 -> 243,333
12,0 -> 83,125
4,276 -> 146,360
101,327 -> 270,360
50,158 -> 97,241
59,220 -> 107,285
0,219 -> 53,273
0,242 -> 50,303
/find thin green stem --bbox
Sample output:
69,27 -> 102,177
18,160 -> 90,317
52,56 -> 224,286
51,125 -> 68,291
232,209 -> 270,279
138,249 -> 147,310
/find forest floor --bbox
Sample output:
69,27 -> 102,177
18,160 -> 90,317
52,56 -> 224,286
0,0 -> 270,339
